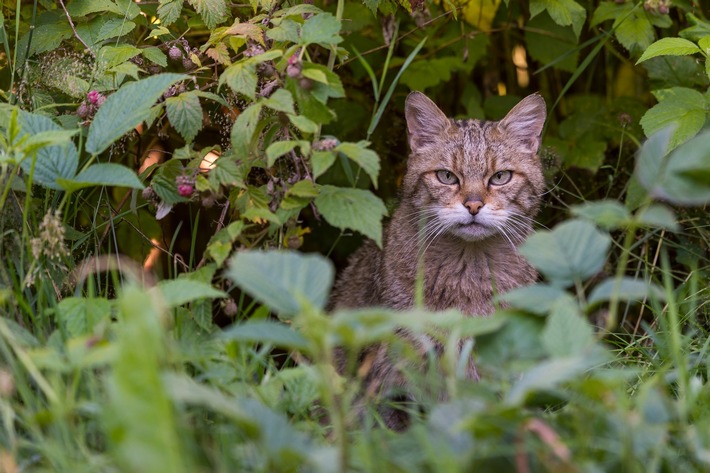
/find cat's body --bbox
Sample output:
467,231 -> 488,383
329,91 -> 547,429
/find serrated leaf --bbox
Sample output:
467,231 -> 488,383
227,250 -> 334,318
288,114 -> 318,133
615,11 -> 654,54
312,150 -> 336,179
96,19 -> 136,43
87,74 -> 187,155
639,87 -> 706,152
520,219 -> 611,287
230,103 -> 262,155
266,18 -> 301,44
56,297 -> 112,337
187,0 -> 229,29
220,61 -> 257,99
570,200 -> 631,230
96,44 -> 141,70
58,163 -> 143,192
300,13 -> 342,46
142,46 -> 168,67
530,0 -> 586,38
220,320 -> 310,350
266,140 -> 298,167
155,279 -> 227,308
157,0 -> 184,26
166,91 -> 203,143
314,185 -> 387,247
262,88 -> 295,114
18,112 -> 78,190
206,43 -> 231,65
637,37 -> 701,64
335,142 -> 380,188
541,297 -> 594,357
588,277 -> 665,306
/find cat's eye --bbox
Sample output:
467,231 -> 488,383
435,170 -> 459,185
489,170 -> 513,186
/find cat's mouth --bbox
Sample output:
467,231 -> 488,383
453,220 -> 496,241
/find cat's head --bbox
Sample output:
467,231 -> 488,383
403,92 -> 546,244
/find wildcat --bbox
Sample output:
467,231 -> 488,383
329,91 -> 547,429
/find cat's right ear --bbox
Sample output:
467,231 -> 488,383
405,92 -> 451,153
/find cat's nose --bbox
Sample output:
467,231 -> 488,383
464,200 -> 484,215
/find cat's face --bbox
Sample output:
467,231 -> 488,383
403,92 -> 546,244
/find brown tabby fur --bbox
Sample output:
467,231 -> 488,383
329,91 -> 547,429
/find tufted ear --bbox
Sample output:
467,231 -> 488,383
405,92 -> 452,154
498,93 -> 547,154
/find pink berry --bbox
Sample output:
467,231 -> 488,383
178,184 -> 194,197
168,46 -> 182,61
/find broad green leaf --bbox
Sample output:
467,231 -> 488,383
166,91 -> 203,143
637,37 -> 701,64
588,277 -> 665,306
58,163 -> 144,192
23,21 -> 72,58
300,13 -> 342,46
230,103 -> 262,155
220,61 -> 258,99
187,0 -> 229,29
639,87 -> 706,152
335,142 -> 380,188
155,279 -> 227,308
266,140 -> 298,167
506,348 -> 608,405
142,46 -> 168,67
227,250 -> 334,318
570,200 -> 631,230
288,114 -> 318,134
266,18 -> 301,43
314,185 -> 387,247
636,128 -> 710,205
524,13 -> 579,73
312,150 -> 336,179
18,112 -> 78,190
86,73 -> 187,155
106,285 -> 189,473
220,320 -> 310,351
206,221 -> 244,266
520,219 -> 611,287
96,19 -> 136,43
615,10 -> 654,54
56,297 -> 112,337
541,297 -> 594,357
157,0 -> 184,26
530,0 -> 586,38
635,204 -> 679,231
97,44 -> 141,70
679,13 -> 710,42
262,88 -> 295,114
301,68 -> 328,84
476,312 -> 546,367
498,283 -> 570,316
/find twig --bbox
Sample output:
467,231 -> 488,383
58,0 -> 96,58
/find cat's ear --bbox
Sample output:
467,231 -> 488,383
405,92 -> 452,153
498,94 -> 546,153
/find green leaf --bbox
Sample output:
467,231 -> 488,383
541,297 -> 594,357
300,13 -> 342,46
220,61 -> 258,100
58,163 -> 144,192
86,73 -> 187,155
262,88 -> 295,114
314,185 -> 387,247
639,87 -> 706,152
615,10 -> 654,54
570,200 -> 631,230
165,91 -> 203,143
142,46 -> 168,67
106,285 -> 189,473
498,283 -> 570,316
96,19 -> 136,43
187,0 -> 229,29
227,251 -> 334,318
530,0 -> 586,38
524,12 -> 579,73
288,114 -> 318,134
56,297 -> 112,337
18,112 -> 78,190
636,128 -> 710,205
157,0 -> 184,26
97,44 -> 141,70
637,37 -> 702,64
220,320 -> 310,351
587,277 -> 665,306
230,103 -> 262,155
520,219 -> 611,288
635,204 -> 679,231
155,279 -> 227,308
312,150 -> 336,179
266,140 -> 298,167
335,142 -> 380,188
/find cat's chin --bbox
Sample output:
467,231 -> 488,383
449,223 -> 498,242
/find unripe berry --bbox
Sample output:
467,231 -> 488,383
168,46 -> 183,61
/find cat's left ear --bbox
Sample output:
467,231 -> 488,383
498,94 -> 546,154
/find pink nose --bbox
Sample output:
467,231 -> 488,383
464,200 -> 484,215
